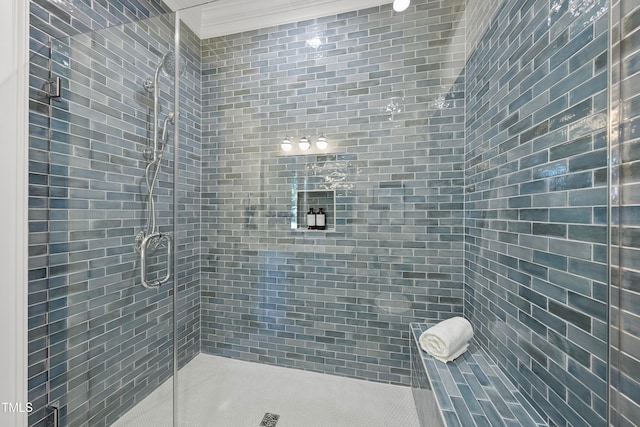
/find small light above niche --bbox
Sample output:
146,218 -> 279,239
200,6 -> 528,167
281,136 -> 293,152
316,133 -> 328,150
299,136 -> 311,151
280,134 -> 330,154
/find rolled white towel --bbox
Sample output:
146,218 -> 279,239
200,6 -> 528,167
419,317 -> 473,363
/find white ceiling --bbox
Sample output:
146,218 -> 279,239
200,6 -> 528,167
164,0 -> 392,39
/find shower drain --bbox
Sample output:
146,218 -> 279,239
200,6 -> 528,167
259,412 -> 280,427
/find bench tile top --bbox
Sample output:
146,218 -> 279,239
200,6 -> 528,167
411,323 -> 547,427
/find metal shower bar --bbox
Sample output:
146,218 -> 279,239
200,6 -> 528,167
136,47 -> 183,290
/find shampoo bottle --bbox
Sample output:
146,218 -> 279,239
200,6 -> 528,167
307,208 -> 316,229
316,208 -> 326,230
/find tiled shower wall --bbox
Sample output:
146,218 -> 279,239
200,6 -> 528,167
610,0 -> 640,425
464,0 -> 609,426
28,1 -> 202,426
200,0 -> 466,386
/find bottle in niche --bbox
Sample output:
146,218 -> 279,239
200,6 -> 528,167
307,208 -> 316,229
316,208 -> 326,230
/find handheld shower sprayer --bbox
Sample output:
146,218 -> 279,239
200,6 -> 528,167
160,112 -> 176,150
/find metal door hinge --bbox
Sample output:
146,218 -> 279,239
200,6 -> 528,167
46,404 -> 59,427
46,77 -> 61,98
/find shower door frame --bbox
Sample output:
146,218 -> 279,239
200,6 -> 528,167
170,12 -> 181,427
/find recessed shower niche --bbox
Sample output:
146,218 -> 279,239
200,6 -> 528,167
293,190 -> 335,231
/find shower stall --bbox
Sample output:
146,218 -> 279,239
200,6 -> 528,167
20,0 -> 640,426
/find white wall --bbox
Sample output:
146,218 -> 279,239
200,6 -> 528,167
0,0 -> 29,425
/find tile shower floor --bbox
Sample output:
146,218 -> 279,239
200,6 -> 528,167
112,353 -> 420,427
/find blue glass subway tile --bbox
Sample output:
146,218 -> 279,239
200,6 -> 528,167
471,414 -> 492,427
549,207 -> 592,224
568,291 -> 607,320
550,24 -> 595,70
458,384 -> 483,414
549,171 -> 593,191
442,410 -> 462,427
568,258 -> 608,283
478,399 -> 507,427
451,396 -> 479,426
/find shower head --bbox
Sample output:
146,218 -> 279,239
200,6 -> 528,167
142,50 -> 186,92
159,50 -> 185,78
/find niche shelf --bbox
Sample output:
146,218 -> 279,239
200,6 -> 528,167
294,190 -> 335,231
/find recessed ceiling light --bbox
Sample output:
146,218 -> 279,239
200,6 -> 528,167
393,0 -> 411,12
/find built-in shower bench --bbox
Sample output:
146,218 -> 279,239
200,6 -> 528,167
410,323 -> 547,427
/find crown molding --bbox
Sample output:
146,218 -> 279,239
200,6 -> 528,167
167,0 -> 390,39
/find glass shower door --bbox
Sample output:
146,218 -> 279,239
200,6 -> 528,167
609,0 -> 640,424
33,12 -> 180,426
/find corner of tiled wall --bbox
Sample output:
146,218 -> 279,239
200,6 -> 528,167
464,0 -> 609,426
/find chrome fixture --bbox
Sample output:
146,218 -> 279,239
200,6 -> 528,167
160,112 -> 176,147
143,50 -> 184,162
44,76 -> 62,98
281,136 -> 293,151
393,0 -> 411,12
299,136 -> 311,151
140,232 -> 172,289
316,133 -> 328,150
136,50 -> 184,289
281,134 -> 329,152
46,405 -> 59,427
